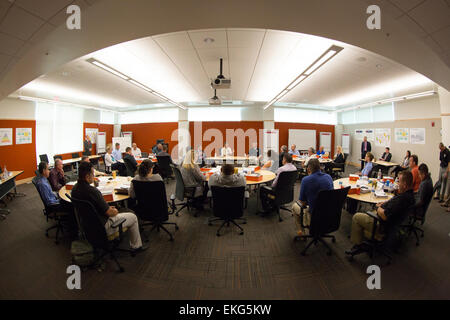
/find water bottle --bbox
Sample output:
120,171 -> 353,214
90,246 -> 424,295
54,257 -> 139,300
3,165 -> 8,178
377,169 -> 382,180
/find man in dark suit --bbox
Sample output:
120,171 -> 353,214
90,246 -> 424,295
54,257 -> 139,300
123,147 -> 138,175
361,136 -> 371,170
379,147 -> 392,162
83,135 -> 92,156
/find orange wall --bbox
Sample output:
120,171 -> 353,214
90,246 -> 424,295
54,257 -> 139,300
189,121 -> 264,156
275,122 -> 335,157
121,122 -> 179,153
0,120 -> 37,179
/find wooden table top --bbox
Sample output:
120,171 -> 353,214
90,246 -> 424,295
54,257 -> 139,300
205,156 -> 249,161
333,177 -> 393,204
59,176 -> 131,203
293,157 -> 332,163
203,168 -> 276,185
61,155 -> 102,165
373,160 -> 398,167
0,170 -> 24,184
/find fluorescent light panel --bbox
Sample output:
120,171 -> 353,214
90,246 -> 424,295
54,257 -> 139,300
264,45 -> 343,110
18,95 -> 117,112
87,58 -> 186,110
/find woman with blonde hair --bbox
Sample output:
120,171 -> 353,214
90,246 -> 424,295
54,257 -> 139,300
180,150 -> 206,206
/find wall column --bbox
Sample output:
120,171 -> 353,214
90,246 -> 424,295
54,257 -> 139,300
438,86 -> 450,146
178,108 -> 189,162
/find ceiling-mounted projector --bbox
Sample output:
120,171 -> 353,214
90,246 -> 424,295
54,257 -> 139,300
209,89 -> 221,105
211,58 -> 231,89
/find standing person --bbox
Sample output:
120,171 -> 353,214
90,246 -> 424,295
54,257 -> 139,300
292,158 -> 333,236
409,154 -> 421,193
379,147 -> 392,162
71,161 -> 146,252
84,135 -> 92,156
289,144 -> 300,156
49,158 -> 67,191
112,143 -> 122,161
436,143 -> 450,202
391,150 -> 411,178
131,143 -> 142,158
360,136 -> 372,170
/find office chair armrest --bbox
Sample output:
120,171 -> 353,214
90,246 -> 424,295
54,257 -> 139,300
364,210 -> 381,240
111,218 -> 126,228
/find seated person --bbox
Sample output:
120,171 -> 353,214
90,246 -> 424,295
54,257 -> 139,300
303,147 -> 316,167
112,143 -> 122,161
35,162 -> 76,235
129,159 -> 163,198
157,144 -> 174,164
288,144 -> 300,156
357,152 -> 374,177
208,164 -> 249,200
292,159 -> 333,236
71,162 -> 146,252
49,158 -> 67,191
279,145 -> 289,167
316,146 -> 325,156
391,150 -> 410,178
249,142 -> 260,158
260,153 -> 297,212
124,147 -> 138,174
415,164 -> 433,214
409,154 -> 421,193
195,145 -> 206,166
261,150 -> 278,172
104,146 -> 126,176
346,171 -> 415,255
220,143 -> 233,157
81,156 -> 106,176
131,143 -> 142,158
180,150 -> 207,208
379,147 -> 392,162
333,146 -> 345,164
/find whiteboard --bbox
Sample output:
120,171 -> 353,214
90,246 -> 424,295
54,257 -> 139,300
288,129 -> 316,151
342,133 -> 350,154
263,129 -> 279,154
112,136 -> 132,152
97,132 -> 106,153
319,132 -> 332,152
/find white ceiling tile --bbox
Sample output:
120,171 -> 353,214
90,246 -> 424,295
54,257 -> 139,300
0,52 -> 12,71
431,25 -> 450,52
0,31 -> 24,55
28,22 -> 55,44
15,0 -> 72,21
408,0 -> 450,34
0,0 -> 13,22
188,29 -> 227,49
389,0 -> 426,12
397,14 -> 428,38
0,5 -> 44,40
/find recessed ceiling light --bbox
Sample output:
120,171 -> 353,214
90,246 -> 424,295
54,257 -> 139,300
204,37 -> 215,44
61,71 -> 70,77
376,64 -> 383,68
356,57 -> 367,62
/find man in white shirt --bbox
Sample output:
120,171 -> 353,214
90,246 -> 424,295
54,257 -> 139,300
303,147 -> 316,167
131,143 -> 142,158
220,143 -> 233,157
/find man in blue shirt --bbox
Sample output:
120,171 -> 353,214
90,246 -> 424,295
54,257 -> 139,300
317,146 -> 325,156
288,144 -> 300,156
35,162 -> 76,236
359,152 -> 374,177
112,143 -> 123,161
292,158 -> 333,236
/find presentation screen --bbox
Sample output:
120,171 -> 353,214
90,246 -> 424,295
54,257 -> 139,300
288,129 -> 316,151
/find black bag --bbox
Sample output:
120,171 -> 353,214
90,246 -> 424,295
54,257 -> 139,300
70,240 -> 95,268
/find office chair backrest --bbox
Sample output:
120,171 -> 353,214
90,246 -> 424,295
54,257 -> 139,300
171,164 -> 186,201
67,194 -> 109,250
32,176 -> 52,214
211,186 -> 245,219
309,186 -> 350,237
39,154 -> 49,163
72,153 -> 80,159
273,170 -> 298,206
132,180 -> 169,223
34,169 -> 39,176
123,157 -> 135,176
54,155 -> 63,161
383,205 -> 415,248
141,152 -> 149,158
156,155 -> 173,178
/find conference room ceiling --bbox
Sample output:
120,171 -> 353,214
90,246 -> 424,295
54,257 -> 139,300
1,0 -> 447,110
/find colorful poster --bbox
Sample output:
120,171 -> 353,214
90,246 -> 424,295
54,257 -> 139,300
354,129 -> 364,140
394,128 -> 409,144
410,128 -> 426,144
0,128 -> 13,146
365,128 -> 375,141
375,128 -> 391,147
85,128 -> 98,144
16,128 -> 32,145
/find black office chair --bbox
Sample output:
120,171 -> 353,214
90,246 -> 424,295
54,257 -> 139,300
123,157 -> 136,176
331,153 -> 348,179
39,154 -> 49,163
132,180 -> 178,241
261,170 -> 298,222
54,155 -> 73,176
297,187 -> 350,256
32,176 -> 68,244
401,194 -> 433,246
156,155 -> 174,183
347,206 -> 414,265
170,164 -> 197,216
66,194 -> 133,272
71,153 -> 80,158
209,186 -> 246,236
141,152 -> 149,158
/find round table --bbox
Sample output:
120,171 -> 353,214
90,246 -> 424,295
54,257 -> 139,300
59,176 -> 132,203
202,168 -> 276,186
293,157 -> 332,164
333,177 -> 393,204
205,156 -> 249,162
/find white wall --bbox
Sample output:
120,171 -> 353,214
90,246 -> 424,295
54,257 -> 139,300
395,95 -> 441,120
0,98 -> 35,120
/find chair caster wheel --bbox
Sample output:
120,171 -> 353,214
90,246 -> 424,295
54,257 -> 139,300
216,233 -> 220,237
131,252 -> 136,257
45,233 -> 49,238
332,238 -> 336,243
327,251 -> 332,256
416,242 -> 420,246
144,239 -> 149,243
348,256 -> 354,262
175,226 -> 179,230
119,267 -> 124,273
301,252 -> 306,256
208,223 -> 212,226
421,234 -> 424,238
239,232 -> 244,235
278,218 -> 283,222
242,221 -> 247,224
175,213 -> 179,217
169,238 -> 174,242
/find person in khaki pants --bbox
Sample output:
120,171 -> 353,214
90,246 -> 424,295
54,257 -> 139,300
292,159 -> 333,236
345,171 -> 415,255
